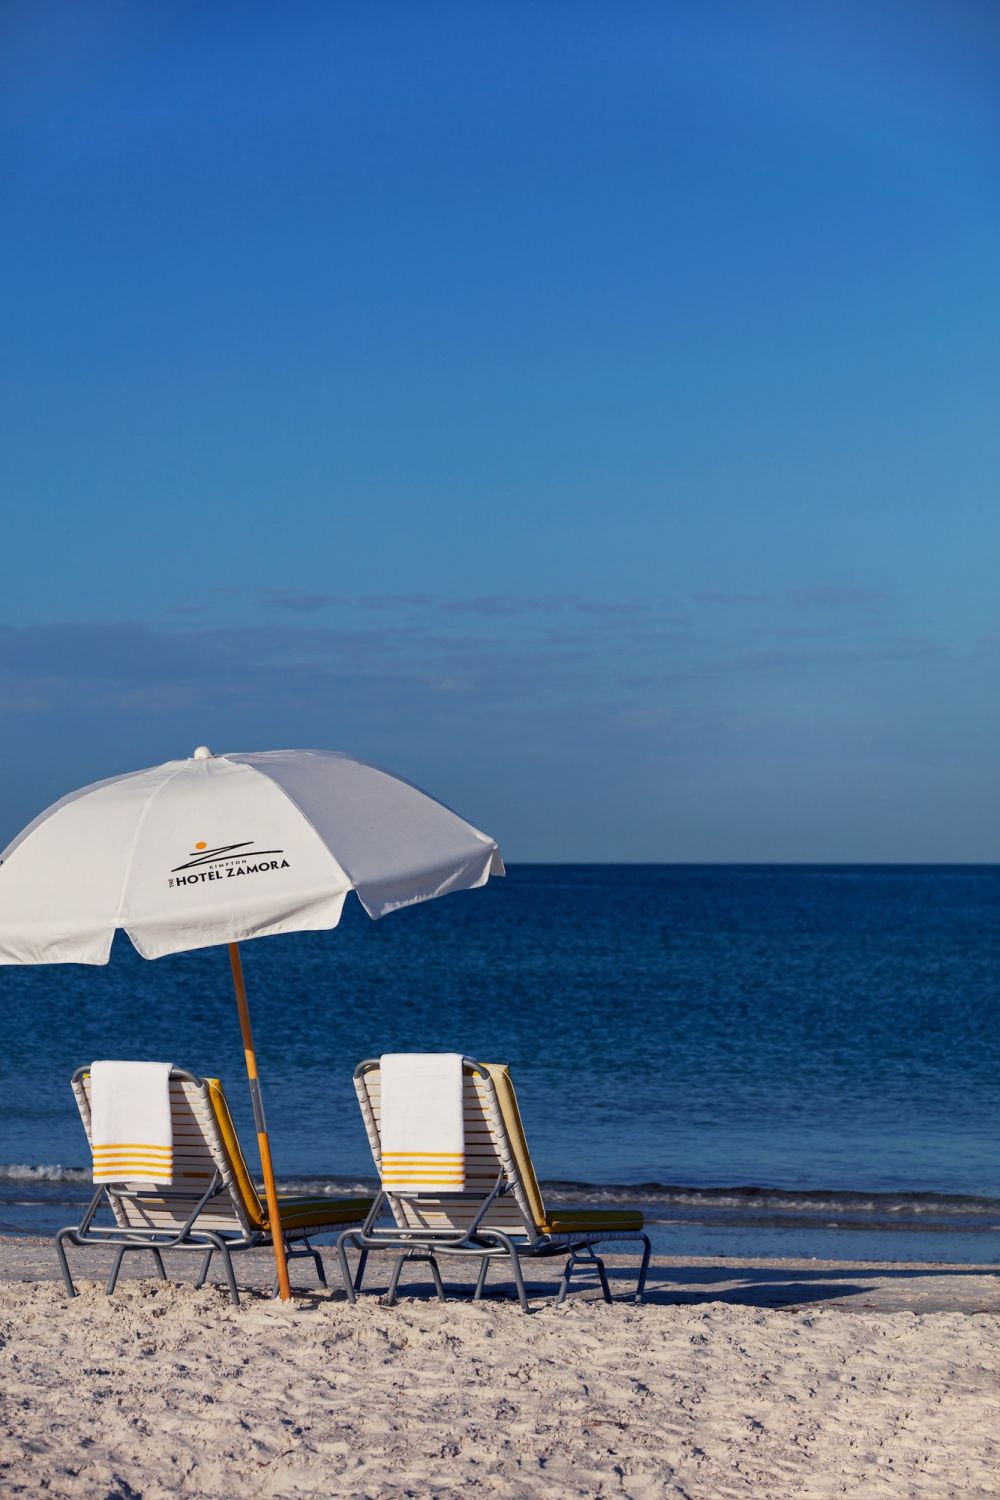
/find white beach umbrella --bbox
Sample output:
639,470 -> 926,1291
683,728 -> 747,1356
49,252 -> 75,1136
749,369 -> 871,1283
0,746 -> 503,1296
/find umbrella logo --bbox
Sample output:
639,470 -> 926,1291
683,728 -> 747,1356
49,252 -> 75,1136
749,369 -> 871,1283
169,840 -> 291,888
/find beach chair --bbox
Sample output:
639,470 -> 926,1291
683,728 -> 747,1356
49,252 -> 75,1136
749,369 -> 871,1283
337,1058 -> 651,1312
55,1065 -> 373,1306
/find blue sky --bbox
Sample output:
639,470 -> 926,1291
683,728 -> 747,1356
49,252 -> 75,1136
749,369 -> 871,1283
2,1 -> 997,859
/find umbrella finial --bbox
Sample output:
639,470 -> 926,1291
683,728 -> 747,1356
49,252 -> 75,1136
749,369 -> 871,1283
192,745 -> 215,760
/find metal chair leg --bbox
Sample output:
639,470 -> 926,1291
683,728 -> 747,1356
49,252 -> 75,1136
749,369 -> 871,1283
106,1245 -> 128,1295
427,1254 -> 446,1302
311,1247 -> 328,1288
636,1234 -> 652,1304
385,1251 -> 408,1306
486,1231 -> 529,1313
556,1244 -> 612,1305
353,1247 -> 369,1294
150,1249 -> 167,1281
594,1253 -> 612,1304
195,1248 -> 214,1289
473,1256 -> 490,1301
508,1247 -> 529,1314
577,1243 -> 612,1303
218,1241 -> 240,1307
271,1240 -> 327,1295
336,1231 -> 358,1305
54,1231 -> 77,1299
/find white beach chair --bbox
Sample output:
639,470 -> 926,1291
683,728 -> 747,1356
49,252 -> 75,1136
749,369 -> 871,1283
56,1065 -> 373,1305
337,1057 -> 651,1312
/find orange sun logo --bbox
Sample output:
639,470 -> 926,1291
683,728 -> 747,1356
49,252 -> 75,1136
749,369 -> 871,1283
195,841 -> 207,850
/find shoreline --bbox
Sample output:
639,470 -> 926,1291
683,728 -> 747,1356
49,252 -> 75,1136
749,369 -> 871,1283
7,1175 -> 1000,1268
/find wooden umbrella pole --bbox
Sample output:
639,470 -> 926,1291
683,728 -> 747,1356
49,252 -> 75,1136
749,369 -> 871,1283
228,942 -> 292,1301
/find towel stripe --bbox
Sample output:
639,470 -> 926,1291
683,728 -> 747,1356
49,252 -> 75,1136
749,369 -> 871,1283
381,1158 -> 464,1164
93,1141 -> 174,1183
382,1173 -> 465,1182
94,1170 -> 172,1178
93,1153 -> 174,1162
94,1161 -> 174,1170
380,1170 -> 467,1182
94,1165 -> 173,1172
381,1152 -> 464,1160
93,1160 -> 172,1171
382,1178 -> 465,1188
93,1156 -> 174,1165
93,1143 -> 173,1155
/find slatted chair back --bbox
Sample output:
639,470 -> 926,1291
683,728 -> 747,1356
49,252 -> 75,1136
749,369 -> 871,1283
73,1068 -> 258,1238
355,1061 -> 545,1241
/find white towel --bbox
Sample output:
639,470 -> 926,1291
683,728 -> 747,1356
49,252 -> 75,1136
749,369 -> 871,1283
90,1060 -> 174,1183
379,1053 -> 465,1193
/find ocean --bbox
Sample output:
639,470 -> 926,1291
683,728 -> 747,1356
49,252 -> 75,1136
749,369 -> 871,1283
2,865 -> 998,1263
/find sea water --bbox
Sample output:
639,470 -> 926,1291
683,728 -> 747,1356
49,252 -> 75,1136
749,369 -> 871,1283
2,865 -> 998,1262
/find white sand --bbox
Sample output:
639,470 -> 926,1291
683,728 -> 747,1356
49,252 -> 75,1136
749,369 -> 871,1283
2,1239 -> 998,1497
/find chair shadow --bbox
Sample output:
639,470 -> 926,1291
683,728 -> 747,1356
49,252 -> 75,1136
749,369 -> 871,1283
612,1260 -> 998,1310
289,1268 -> 860,1311
298,1258 -> 850,1311
67,1250 -> 997,1313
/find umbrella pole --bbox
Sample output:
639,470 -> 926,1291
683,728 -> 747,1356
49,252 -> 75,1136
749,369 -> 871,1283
227,942 -> 292,1301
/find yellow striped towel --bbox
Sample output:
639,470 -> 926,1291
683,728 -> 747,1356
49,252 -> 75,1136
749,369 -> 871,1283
90,1061 -> 174,1183
379,1053 -> 465,1193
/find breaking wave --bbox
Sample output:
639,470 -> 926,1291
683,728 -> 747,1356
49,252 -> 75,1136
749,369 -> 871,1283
3,1166 -> 999,1234
0,1164 -> 91,1185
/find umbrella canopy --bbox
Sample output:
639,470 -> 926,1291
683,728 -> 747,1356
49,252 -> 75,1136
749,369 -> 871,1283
0,746 -> 503,1298
0,746 -> 503,963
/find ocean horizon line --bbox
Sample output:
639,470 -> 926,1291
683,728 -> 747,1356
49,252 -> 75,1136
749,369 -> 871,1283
490,860 -> 1000,868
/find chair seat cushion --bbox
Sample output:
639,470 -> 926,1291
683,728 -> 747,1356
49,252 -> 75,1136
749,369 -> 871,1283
267,1195 -> 374,1232
543,1207 -> 644,1234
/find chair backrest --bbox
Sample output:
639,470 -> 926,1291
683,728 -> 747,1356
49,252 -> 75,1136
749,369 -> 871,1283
72,1066 -> 265,1239
354,1059 -> 547,1241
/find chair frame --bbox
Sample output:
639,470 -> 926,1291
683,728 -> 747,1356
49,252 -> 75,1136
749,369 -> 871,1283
55,1065 -> 357,1306
336,1057 -> 651,1313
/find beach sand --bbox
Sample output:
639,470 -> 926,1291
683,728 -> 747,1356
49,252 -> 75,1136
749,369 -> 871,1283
1,1237 -> 998,1498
